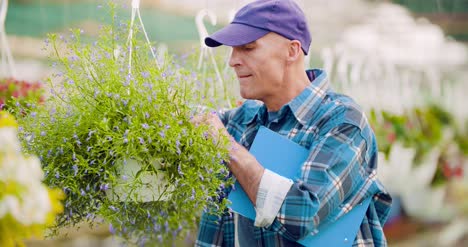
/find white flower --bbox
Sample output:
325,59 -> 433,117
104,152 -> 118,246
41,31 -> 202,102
16,185 -> 51,224
0,126 -> 51,225
0,128 -> 21,153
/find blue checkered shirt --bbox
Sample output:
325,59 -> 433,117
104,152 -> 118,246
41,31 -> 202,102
196,69 -> 392,246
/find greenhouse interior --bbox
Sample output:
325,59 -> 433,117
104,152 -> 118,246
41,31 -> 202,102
1,0 -> 467,246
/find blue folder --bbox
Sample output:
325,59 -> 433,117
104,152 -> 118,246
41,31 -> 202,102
227,126 -> 371,247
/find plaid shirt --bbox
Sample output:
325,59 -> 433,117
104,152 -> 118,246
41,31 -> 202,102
196,69 -> 392,246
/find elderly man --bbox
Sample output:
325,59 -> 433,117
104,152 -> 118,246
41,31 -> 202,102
195,0 -> 392,246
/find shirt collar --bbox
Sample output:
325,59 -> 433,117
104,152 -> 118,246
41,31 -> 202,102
242,69 -> 329,125
288,69 -> 329,125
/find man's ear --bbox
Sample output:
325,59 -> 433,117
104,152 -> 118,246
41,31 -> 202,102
287,40 -> 303,63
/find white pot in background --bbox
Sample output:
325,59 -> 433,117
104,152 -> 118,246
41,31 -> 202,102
378,144 -> 452,222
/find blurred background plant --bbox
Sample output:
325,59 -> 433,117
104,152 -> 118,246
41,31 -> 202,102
0,111 -> 63,247
369,104 -> 467,187
0,78 -> 44,111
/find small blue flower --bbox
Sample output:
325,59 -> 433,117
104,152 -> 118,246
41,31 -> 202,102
40,131 -> 46,136
177,165 -> 183,175
100,183 -> 109,191
141,71 -> 150,78
72,165 -> 78,176
141,123 -> 149,129
138,137 -> 144,144
159,131 -> 165,138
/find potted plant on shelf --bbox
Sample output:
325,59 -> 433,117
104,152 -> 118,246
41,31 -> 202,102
370,104 -> 466,223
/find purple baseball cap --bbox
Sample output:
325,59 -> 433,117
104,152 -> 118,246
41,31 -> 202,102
205,0 -> 311,55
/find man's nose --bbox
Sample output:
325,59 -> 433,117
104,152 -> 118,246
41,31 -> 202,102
228,48 -> 240,67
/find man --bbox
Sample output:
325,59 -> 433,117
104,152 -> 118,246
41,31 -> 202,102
195,0 -> 392,246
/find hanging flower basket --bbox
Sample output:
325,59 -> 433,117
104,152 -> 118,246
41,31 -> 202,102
12,5 -> 233,245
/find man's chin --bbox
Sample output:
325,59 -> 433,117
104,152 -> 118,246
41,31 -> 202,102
239,92 -> 254,100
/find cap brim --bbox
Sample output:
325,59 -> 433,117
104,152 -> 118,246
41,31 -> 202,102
205,23 -> 269,47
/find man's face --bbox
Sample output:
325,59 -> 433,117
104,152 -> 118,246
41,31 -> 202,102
229,33 -> 290,102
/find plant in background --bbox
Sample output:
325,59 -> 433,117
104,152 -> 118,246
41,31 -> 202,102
0,78 -> 44,111
0,111 -> 63,247
181,47 -> 240,109
369,104 -> 466,187
11,4 -> 233,245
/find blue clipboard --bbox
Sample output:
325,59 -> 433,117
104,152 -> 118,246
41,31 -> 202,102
227,126 -> 371,246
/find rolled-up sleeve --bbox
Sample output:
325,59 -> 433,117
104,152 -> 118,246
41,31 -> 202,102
254,169 -> 294,227
264,123 -> 376,241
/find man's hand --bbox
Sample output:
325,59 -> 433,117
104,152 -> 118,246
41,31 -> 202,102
191,111 -> 265,205
191,111 -> 232,146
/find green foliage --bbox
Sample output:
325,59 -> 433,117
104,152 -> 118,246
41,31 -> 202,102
11,4 -> 233,245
